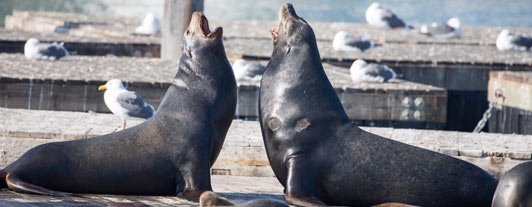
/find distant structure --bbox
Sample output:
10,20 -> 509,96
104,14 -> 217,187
365,2 -> 412,29
135,13 -> 161,35
350,59 -> 399,83
24,38 -> 69,61
419,17 -> 461,38
98,79 -> 155,130
496,29 -> 532,51
232,59 -> 266,81
332,31 -> 376,52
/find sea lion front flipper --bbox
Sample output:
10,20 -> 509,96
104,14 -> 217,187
6,173 -> 71,196
179,154 -> 213,198
284,157 -> 326,207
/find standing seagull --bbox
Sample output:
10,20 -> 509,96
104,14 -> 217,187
98,79 -> 155,130
232,59 -> 267,81
365,2 -> 412,29
496,29 -> 532,51
135,12 -> 161,35
24,38 -> 69,61
350,59 -> 399,83
420,17 -> 461,38
332,31 -> 377,52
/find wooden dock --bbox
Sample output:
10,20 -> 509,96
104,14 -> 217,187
0,54 -> 447,127
488,71 -> 532,134
0,175 -> 285,206
2,108 -> 532,179
3,11 -> 532,131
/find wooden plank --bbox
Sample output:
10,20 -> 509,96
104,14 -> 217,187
161,0 -> 204,60
7,10 -> 532,47
0,175 -> 284,206
0,54 -> 447,123
488,71 -> 532,111
1,108 -> 532,179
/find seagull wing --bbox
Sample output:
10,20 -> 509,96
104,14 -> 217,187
425,22 -> 455,35
343,37 -> 373,51
38,43 -> 68,60
512,35 -> 532,49
381,9 -> 406,28
365,64 -> 396,82
116,91 -> 154,119
244,62 -> 267,77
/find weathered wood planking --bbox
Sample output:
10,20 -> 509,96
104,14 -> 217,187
1,108 -> 532,178
0,54 -> 446,124
0,175 -> 285,206
6,10 -> 532,46
487,71 -> 532,134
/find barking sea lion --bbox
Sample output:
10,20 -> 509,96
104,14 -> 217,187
259,3 -> 497,206
0,12 -> 236,198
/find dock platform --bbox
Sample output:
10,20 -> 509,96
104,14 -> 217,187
1,108 -> 532,179
0,54 -> 447,127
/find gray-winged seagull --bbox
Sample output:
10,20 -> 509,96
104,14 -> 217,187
232,59 -> 266,81
496,29 -> 532,51
98,79 -> 155,130
332,31 -> 378,52
350,59 -> 399,83
365,2 -> 412,29
135,12 -> 161,35
420,17 -> 461,38
24,38 -> 69,61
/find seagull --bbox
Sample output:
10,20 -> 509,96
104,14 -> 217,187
332,31 -> 378,52
350,59 -> 399,83
496,29 -> 532,51
135,13 -> 161,35
365,2 -> 412,29
98,79 -> 155,130
232,59 -> 267,81
24,38 -> 69,61
420,17 -> 461,38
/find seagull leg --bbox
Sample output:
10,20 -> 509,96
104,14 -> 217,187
122,120 -> 127,130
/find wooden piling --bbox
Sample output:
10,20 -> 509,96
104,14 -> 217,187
161,0 -> 204,60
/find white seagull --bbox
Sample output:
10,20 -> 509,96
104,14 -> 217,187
24,38 -> 69,61
332,31 -> 377,52
496,29 -> 532,51
350,59 -> 399,83
420,17 -> 461,38
98,79 -> 155,130
365,2 -> 412,29
135,13 -> 161,35
232,59 -> 267,81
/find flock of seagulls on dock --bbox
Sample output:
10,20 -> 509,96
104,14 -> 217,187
17,2 -> 532,125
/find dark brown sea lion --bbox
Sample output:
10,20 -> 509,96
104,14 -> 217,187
258,3 -> 497,206
0,12 -> 236,198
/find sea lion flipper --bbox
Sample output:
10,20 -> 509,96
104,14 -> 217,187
199,191 -> 234,207
284,158 -> 325,206
6,173 -> 71,196
179,160 -> 213,198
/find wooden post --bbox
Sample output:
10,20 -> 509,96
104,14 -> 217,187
161,0 -> 204,60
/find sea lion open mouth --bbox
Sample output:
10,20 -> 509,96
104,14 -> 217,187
200,15 -> 210,36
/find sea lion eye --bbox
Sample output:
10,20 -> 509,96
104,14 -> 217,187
186,30 -> 190,35
286,45 -> 291,54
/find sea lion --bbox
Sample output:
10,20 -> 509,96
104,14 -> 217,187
259,3 -> 497,206
199,191 -> 288,207
492,161 -> 532,207
0,12 -> 236,197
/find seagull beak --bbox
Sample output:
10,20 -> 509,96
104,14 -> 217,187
98,85 -> 107,91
